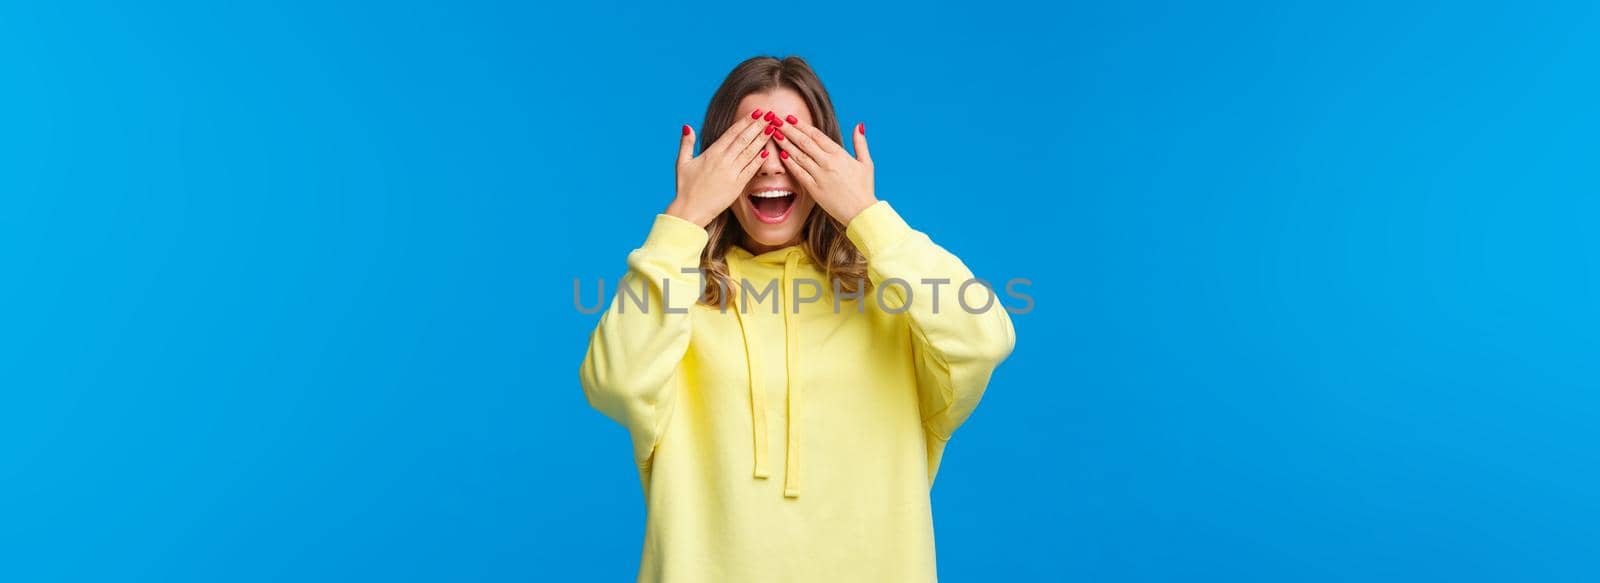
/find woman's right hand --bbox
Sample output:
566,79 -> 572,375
666,110 -> 773,227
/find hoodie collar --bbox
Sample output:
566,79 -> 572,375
727,244 -> 811,266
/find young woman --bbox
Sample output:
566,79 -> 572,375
579,56 -> 1016,582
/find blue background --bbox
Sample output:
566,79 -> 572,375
3,1 -> 1596,580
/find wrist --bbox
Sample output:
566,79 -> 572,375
664,197 -> 715,227
836,193 -> 879,226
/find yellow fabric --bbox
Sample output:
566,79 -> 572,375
580,201 -> 1016,582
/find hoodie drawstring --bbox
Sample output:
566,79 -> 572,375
728,248 -> 805,498
728,259 -> 770,480
780,251 -> 802,498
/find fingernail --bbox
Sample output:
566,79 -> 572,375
858,122 -> 866,135
752,109 -> 764,119
763,111 -> 777,122
763,125 -> 774,135
682,124 -> 691,136
760,150 -> 769,158
780,151 -> 789,160
773,119 -> 783,127
785,115 -> 798,124
774,130 -> 785,141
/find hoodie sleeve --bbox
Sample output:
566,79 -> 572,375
846,201 -> 1017,442
579,213 -> 708,468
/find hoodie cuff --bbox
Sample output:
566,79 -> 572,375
845,201 -> 914,259
643,213 -> 710,264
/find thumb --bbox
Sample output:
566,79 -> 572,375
678,124 -> 696,165
851,122 -> 871,164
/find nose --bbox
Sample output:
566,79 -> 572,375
756,141 -> 784,175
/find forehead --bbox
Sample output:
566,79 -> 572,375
736,87 -> 812,122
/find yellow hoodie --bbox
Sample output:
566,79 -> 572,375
580,201 -> 1015,582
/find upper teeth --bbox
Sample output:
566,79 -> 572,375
752,190 -> 792,198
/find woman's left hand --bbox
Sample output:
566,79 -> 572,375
772,119 -> 877,224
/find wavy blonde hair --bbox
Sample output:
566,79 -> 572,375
696,56 -> 867,307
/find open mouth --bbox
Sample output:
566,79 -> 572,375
748,189 -> 796,224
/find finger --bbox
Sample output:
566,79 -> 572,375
776,122 -> 838,166
772,131 -> 823,175
704,111 -> 762,157
850,122 -> 871,164
678,124 -> 696,166
719,113 -> 772,163
777,148 -> 817,188
710,111 -> 758,156
736,145 -> 772,181
790,118 -> 847,157
732,123 -> 774,164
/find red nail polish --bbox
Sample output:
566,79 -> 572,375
763,111 -> 777,122
760,150 -> 769,158
773,119 -> 783,127
682,124 -> 691,136
774,130 -> 785,141
780,150 -> 789,160
763,125 -> 774,135
785,115 -> 798,124
858,122 -> 866,135
752,109 -> 763,119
